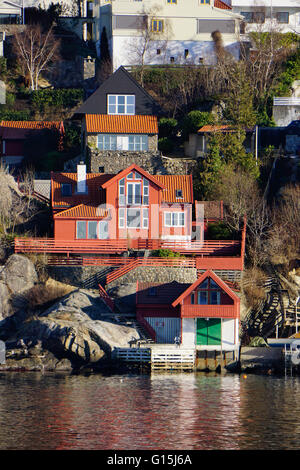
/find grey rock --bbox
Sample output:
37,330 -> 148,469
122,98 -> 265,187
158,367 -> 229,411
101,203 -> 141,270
0,281 -> 10,319
0,254 -> 38,294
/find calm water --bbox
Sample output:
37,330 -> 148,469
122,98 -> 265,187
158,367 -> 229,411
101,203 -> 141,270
0,371 -> 300,450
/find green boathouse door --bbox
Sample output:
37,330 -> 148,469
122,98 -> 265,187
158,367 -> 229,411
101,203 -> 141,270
196,318 -> 221,346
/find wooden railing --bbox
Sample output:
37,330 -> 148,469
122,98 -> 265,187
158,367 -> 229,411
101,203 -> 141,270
98,284 -> 114,312
15,238 -> 128,254
106,259 -> 140,284
15,237 -> 241,256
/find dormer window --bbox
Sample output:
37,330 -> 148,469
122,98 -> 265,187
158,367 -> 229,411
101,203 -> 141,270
61,183 -> 72,197
107,94 -> 135,115
196,278 -> 221,305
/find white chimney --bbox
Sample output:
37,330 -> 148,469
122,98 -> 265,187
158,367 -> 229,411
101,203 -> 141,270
77,162 -> 87,193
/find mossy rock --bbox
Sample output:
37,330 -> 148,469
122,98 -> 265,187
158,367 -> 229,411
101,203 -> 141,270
249,336 -> 269,347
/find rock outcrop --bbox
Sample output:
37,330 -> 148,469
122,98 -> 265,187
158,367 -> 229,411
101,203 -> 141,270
0,288 -> 140,371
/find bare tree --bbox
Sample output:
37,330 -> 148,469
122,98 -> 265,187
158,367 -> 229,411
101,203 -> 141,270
12,25 -> 60,91
128,6 -> 172,86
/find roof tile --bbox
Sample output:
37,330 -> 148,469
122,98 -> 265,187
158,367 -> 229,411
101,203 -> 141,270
85,114 -> 158,134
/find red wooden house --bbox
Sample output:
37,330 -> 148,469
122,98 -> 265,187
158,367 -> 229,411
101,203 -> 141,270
51,162 -> 195,246
0,120 -> 64,169
136,270 -> 240,350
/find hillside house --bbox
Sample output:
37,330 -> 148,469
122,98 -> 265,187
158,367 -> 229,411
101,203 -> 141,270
73,66 -> 161,173
93,0 -> 242,69
136,270 -> 240,349
0,120 -> 65,169
184,124 -> 255,158
231,0 -> 300,35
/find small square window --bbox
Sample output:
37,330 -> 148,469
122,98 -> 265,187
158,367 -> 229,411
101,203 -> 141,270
152,19 -> 164,32
157,49 -> 161,55
176,189 -> 183,198
184,49 -> 189,58
170,56 -> 175,63
99,166 -> 104,173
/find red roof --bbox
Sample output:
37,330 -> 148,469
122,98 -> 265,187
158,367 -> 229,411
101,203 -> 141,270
52,164 -> 193,215
0,120 -> 64,132
51,172 -> 113,209
54,204 -> 108,219
214,0 -> 232,10
198,125 -> 254,133
85,114 -> 158,134
172,270 -> 240,307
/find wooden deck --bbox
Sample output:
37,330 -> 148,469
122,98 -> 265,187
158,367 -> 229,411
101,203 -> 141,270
113,345 -> 196,370
14,237 -> 241,256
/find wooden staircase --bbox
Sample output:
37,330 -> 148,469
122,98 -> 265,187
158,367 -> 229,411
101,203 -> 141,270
245,265 -> 298,339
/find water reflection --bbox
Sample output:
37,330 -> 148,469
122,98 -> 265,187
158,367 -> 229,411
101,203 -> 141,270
0,371 -> 300,449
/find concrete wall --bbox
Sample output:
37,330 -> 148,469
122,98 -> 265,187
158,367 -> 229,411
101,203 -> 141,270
273,105 -> 300,127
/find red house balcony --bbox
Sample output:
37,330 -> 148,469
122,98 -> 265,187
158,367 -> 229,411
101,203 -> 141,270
180,304 -> 239,319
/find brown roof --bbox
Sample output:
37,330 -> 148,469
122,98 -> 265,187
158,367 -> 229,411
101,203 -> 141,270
51,172 -> 113,209
198,124 -> 254,133
54,204 -> 108,219
85,114 -> 158,134
214,0 -> 232,10
0,120 -> 64,131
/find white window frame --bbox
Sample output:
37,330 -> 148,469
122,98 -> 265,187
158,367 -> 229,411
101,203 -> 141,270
128,135 -> 148,151
127,208 -> 141,228
107,94 -> 135,115
119,208 -> 125,228
142,208 -> 149,229
164,212 -> 185,227
127,182 -> 141,205
119,178 -> 125,206
97,134 -> 117,150
143,178 -> 149,205
88,221 -> 98,239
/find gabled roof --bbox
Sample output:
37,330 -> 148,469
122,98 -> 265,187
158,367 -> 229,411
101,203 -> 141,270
73,66 -> 160,118
85,114 -> 158,134
172,270 -> 240,307
51,172 -> 113,209
101,163 -> 166,190
154,174 -> 194,204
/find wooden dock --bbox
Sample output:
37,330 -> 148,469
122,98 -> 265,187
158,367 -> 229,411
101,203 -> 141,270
113,346 -> 195,370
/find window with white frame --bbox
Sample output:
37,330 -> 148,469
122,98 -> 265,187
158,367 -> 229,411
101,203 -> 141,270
127,208 -> 141,228
128,135 -> 148,151
88,221 -> 98,239
127,182 -> 141,205
119,178 -> 125,206
164,212 -> 185,227
142,208 -> 149,228
119,208 -> 125,228
276,12 -> 289,24
107,95 -> 135,115
143,178 -> 149,205
97,134 -> 117,150
76,221 -> 86,239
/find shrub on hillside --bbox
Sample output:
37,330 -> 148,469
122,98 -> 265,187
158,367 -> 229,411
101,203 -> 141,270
158,137 -> 174,154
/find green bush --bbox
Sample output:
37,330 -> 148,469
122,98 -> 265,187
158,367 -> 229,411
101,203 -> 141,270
152,249 -> 184,258
158,117 -> 178,138
180,110 -> 214,141
31,88 -> 84,111
0,57 -> 7,78
0,108 -> 31,120
158,137 -> 174,154
5,93 -> 15,107
207,222 -> 234,240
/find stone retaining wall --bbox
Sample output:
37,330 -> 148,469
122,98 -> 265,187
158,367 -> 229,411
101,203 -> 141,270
107,266 -> 198,289
87,147 -> 199,175
48,265 -> 198,289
